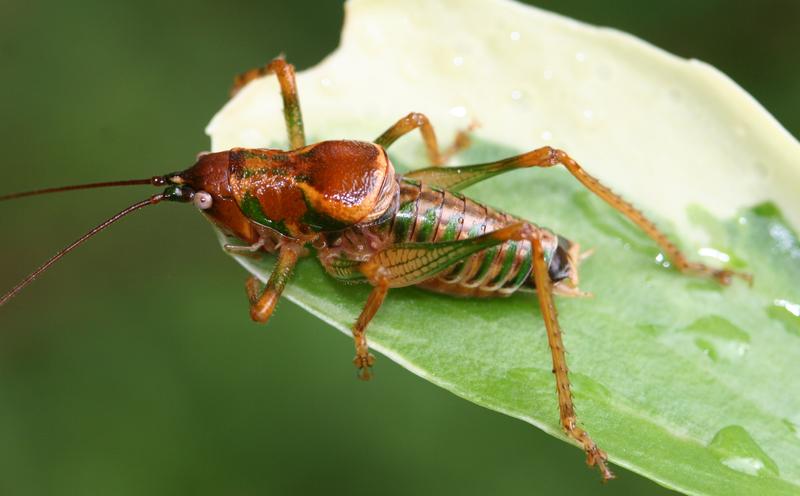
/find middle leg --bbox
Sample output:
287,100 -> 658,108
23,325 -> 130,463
231,57 -> 306,150
246,244 -> 301,323
350,280 -> 389,381
374,112 -> 473,166
348,223 -> 531,379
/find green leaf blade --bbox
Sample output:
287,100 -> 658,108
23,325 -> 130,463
208,1 -> 800,494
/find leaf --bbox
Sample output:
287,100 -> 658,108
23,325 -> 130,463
206,0 -> 800,494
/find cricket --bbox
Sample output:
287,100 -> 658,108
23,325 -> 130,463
0,58 -> 752,481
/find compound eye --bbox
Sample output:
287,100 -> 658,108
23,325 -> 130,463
193,191 -> 213,210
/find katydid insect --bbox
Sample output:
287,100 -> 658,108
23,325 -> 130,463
0,58 -> 752,481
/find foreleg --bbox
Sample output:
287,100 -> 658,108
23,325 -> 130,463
350,281 -> 389,381
245,244 -> 300,323
223,238 -> 266,258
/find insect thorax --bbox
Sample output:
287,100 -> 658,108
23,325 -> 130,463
229,141 -> 397,237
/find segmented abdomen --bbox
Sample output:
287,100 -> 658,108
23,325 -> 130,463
389,178 -> 533,297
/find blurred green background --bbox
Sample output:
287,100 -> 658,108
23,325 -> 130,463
0,1 -> 797,495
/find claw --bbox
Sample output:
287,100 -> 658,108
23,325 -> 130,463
552,282 -> 593,298
353,353 -> 376,381
356,367 -> 373,381
685,262 -> 753,287
714,269 -> 753,287
585,446 -> 615,483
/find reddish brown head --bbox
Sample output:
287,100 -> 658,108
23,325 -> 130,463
174,151 -> 258,243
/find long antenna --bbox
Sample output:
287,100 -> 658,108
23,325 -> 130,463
0,194 -> 164,307
0,177 -> 165,202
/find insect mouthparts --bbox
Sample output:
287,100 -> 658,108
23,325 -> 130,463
161,184 -> 195,203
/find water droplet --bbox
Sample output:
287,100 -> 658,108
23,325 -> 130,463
680,316 -> 750,362
449,106 -> 467,118
320,77 -> 332,87
694,338 -> 717,360
698,247 -> 731,263
595,64 -> 612,80
775,299 -> 800,317
769,224 -> 796,252
653,252 -> 672,268
510,31 -> 520,41
753,160 -> 768,177
708,425 -> 779,477
738,216 -> 748,225
510,90 -> 522,100
452,56 -> 464,67
540,130 -> 552,141
582,109 -> 594,120
636,323 -> 665,336
571,374 -> 612,403
782,418 -> 800,439
575,51 -> 586,62
725,457 -> 769,475
767,299 -> 800,337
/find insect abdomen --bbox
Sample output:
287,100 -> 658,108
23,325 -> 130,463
389,178 -> 533,297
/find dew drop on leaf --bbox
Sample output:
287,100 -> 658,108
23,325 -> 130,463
708,425 -> 779,477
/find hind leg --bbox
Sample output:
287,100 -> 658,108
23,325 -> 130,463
352,222 -> 613,480
527,229 -> 614,481
406,147 -> 750,285
349,281 -> 389,381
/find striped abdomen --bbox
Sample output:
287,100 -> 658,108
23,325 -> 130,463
387,178 -> 536,297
